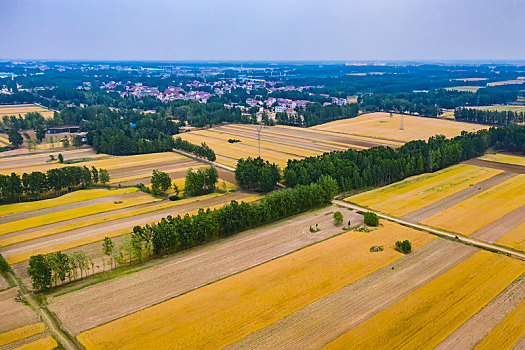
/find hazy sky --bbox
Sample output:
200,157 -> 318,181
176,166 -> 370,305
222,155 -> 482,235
1,0 -> 524,61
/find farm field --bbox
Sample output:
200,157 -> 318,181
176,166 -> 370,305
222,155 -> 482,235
324,251 -> 525,349
76,219 -> 434,349
445,86 -> 482,92
421,174 -> 525,235
48,206 -> 363,334
478,104 -> 525,113
178,122 -> 403,168
310,112 -> 487,142
487,79 -> 525,86
478,152 -> 525,166
4,192 -> 257,266
346,164 -> 502,217
0,103 -> 55,119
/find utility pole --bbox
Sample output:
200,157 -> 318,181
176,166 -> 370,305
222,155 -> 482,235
400,107 -> 404,130
256,125 -> 263,158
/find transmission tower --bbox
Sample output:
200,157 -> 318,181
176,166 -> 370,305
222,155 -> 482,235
256,125 -> 264,158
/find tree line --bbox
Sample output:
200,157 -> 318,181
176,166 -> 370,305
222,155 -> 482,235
235,157 -> 281,192
454,107 -> 525,125
0,166 -> 109,203
173,137 -> 216,161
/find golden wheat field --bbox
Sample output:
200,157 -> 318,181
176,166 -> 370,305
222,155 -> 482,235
77,220 -> 434,349
14,336 -> 58,350
421,175 -> 525,235
478,153 -> 525,166
0,323 -> 46,347
346,164 -> 501,217
0,104 -> 55,119
311,112 -> 487,142
324,251 -> 525,349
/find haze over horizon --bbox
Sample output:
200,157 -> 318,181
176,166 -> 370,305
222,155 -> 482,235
1,0 -> 525,62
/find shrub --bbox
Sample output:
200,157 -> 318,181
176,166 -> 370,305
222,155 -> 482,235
363,212 -> 379,227
333,211 -> 343,226
395,240 -> 412,254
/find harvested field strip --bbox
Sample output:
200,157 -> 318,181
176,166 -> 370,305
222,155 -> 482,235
421,175 -> 525,235
224,124 -> 357,150
0,188 -> 137,217
474,299 -> 525,349
198,129 -> 322,156
76,221 -> 434,349
0,137 -> 10,146
0,154 -> 110,171
229,239 -> 476,350
0,323 -> 46,347
0,193 -> 227,248
324,251 -> 525,350
0,194 -> 159,236
109,164 -> 207,184
6,195 -> 263,264
347,165 -> 501,217
145,178 -> 237,193
470,204 -> 525,243
496,221 -> 525,253
0,149 -> 95,162
479,153 -> 525,167
279,125 -> 404,147
13,336 -> 58,350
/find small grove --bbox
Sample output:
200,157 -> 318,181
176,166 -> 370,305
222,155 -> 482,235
0,166 -> 110,203
455,107 -> 525,125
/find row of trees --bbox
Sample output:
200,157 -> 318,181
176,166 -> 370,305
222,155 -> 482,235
0,166 -> 109,202
173,137 -> 216,161
283,130 -> 493,190
454,107 -> 525,125
138,175 -> 338,256
235,157 -> 281,192
28,251 -> 95,291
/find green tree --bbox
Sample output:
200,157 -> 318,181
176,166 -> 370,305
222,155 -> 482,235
7,129 -> 23,148
333,211 -> 343,226
62,137 -> 70,148
0,253 -> 11,273
102,236 -> 115,269
58,153 -> 64,163
363,212 -> 379,227
28,254 -> 52,291
36,126 -> 46,142
151,169 -> 172,195
395,240 -> 412,254
99,169 -> 110,185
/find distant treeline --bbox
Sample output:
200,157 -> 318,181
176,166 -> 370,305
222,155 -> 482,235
455,107 -> 525,125
360,87 -> 520,117
283,125 -> 525,190
173,137 -> 216,161
0,166 -> 109,203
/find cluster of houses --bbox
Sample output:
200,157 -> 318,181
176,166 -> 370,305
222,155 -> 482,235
98,77 -> 350,114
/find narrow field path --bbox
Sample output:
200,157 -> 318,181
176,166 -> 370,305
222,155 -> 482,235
228,239 -> 476,350
333,200 -> 525,261
401,172 -> 516,222
8,272 -> 80,350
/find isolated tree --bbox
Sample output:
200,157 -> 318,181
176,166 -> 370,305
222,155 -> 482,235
58,153 -> 64,163
28,254 -> 52,291
363,212 -> 379,227
395,240 -> 412,254
62,137 -> 70,148
99,169 -> 110,185
333,211 -> 343,226
91,166 -> 99,184
36,126 -> 46,142
102,236 -> 115,269
151,169 -> 172,195
7,129 -> 23,148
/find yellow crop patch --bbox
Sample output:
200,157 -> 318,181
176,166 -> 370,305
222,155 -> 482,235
474,299 -> 525,349
6,195 -> 263,264
311,112 -> 487,142
325,251 -> 525,350
0,188 -> 137,217
421,175 -> 525,235
13,336 -> 58,350
0,194 -> 159,236
347,165 -> 502,217
77,220 -> 433,349
495,221 -> 525,253
0,323 -> 46,347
